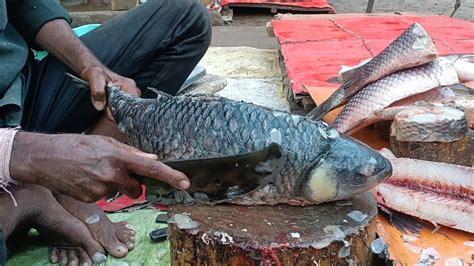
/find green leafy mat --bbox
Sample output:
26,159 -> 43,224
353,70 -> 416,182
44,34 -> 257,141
7,209 -> 170,266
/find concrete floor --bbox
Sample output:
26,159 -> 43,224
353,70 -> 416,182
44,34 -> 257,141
212,1 -> 473,49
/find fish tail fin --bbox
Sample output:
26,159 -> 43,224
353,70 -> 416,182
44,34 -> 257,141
306,88 -> 346,121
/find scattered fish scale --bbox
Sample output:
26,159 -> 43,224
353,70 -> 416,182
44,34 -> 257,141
107,88 -> 392,205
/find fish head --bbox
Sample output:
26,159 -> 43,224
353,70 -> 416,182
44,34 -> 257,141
303,126 -> 392,203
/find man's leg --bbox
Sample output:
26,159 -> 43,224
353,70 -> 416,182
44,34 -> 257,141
22,0 -> 212,133
0,185 -> 108,264
19,0 -> 211,261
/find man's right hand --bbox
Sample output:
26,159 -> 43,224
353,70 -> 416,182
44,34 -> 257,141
10,132 -> 190,203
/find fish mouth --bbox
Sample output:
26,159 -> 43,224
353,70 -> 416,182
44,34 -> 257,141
374,157 -> 393,183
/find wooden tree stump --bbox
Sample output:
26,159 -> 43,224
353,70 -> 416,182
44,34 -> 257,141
168,192 -> 378,265
390,106 -> 471,166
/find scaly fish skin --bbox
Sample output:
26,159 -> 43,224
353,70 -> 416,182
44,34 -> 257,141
307,23 -> 438,121
333,57 -> 460,134
108,88 -> 392,205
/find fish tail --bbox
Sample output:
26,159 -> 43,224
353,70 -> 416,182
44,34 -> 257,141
306,88 -> 346,121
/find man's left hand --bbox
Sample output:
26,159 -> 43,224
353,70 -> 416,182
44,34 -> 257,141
81,66 -> 141,120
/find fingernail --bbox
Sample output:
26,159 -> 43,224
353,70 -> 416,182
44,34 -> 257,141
92,253 -> 107,264
81,263 -> 91,266
125,223 -> 136,232
93,101 -> 104,111
179,180 -> 190,189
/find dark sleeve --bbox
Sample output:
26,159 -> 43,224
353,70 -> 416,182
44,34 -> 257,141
7,0 -> 72,45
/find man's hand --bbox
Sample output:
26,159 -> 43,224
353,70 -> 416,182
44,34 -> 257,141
10,132 -> 190,203
81,66 -> 141,120
35,19 -> 141,119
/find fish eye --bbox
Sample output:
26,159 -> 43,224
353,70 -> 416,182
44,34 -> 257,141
352,174 -> 367,186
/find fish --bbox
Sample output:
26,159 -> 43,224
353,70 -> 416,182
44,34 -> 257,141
337,86 -> 458,133
332,55 -> 474,134
306,23 -> 438,121
353,86 -> 474,133
103,86 -> 392,206
373,149 -> 474,233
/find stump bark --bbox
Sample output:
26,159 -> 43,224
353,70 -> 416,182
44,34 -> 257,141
390,106 -> 471,166
168,192 -> 377,266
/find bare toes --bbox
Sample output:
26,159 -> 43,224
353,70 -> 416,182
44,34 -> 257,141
116,222 -> 136,249
59,249 -> 68,265
77,248 -> 92,266
67,249 -> 79,266
50,247 -> 59,264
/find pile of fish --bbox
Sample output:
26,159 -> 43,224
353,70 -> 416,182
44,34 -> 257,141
307,23 -> 474,135
306,22 -> 474,233
373,149 -> 473,234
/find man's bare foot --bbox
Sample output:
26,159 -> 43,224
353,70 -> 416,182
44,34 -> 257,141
54,194 -> 136,258
0,184 -> 107,265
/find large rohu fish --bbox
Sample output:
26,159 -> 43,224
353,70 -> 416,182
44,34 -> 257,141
106,87 -> 392,206
306,23 -> 438,121
332,55 -> 474,134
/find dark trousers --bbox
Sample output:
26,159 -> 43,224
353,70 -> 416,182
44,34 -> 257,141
21,0 -> 211,134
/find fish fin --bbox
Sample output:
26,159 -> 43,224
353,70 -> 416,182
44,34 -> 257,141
326,76 -> 341,84
146,87 -> 172,99
378,206 -> 424,235
378,148 -> 396,159
448,83 -> 474,95
306,88 -> 347,121
339,58 -> 371,86
185,93 -> 229,102
339,67 -> 359,86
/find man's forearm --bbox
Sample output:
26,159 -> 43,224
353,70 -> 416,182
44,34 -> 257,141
34,19 -> 107,75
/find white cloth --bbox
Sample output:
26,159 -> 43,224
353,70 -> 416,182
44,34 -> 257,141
0,128 -> 19,206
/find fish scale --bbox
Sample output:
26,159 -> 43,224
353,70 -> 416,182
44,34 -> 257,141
105,87 -> 391,205
333,58 -> 460,134
307,23 -> 438,121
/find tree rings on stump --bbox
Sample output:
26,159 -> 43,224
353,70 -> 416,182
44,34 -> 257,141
168,192 -> 378,265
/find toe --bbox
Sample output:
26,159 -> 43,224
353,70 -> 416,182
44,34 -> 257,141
59,249 -> 68,265
77,248 -> 92,266
99,229 -> 129,258
67,249 -> 79,266
116,222 -> 136,250
36,198 -> 106,264
50,247 -> 59,264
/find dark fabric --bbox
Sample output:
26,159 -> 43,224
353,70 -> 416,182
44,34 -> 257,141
21,0 -> 211,133
6,0 -> 72,45
0,0 -> 71,128
0,228 -> 6,266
